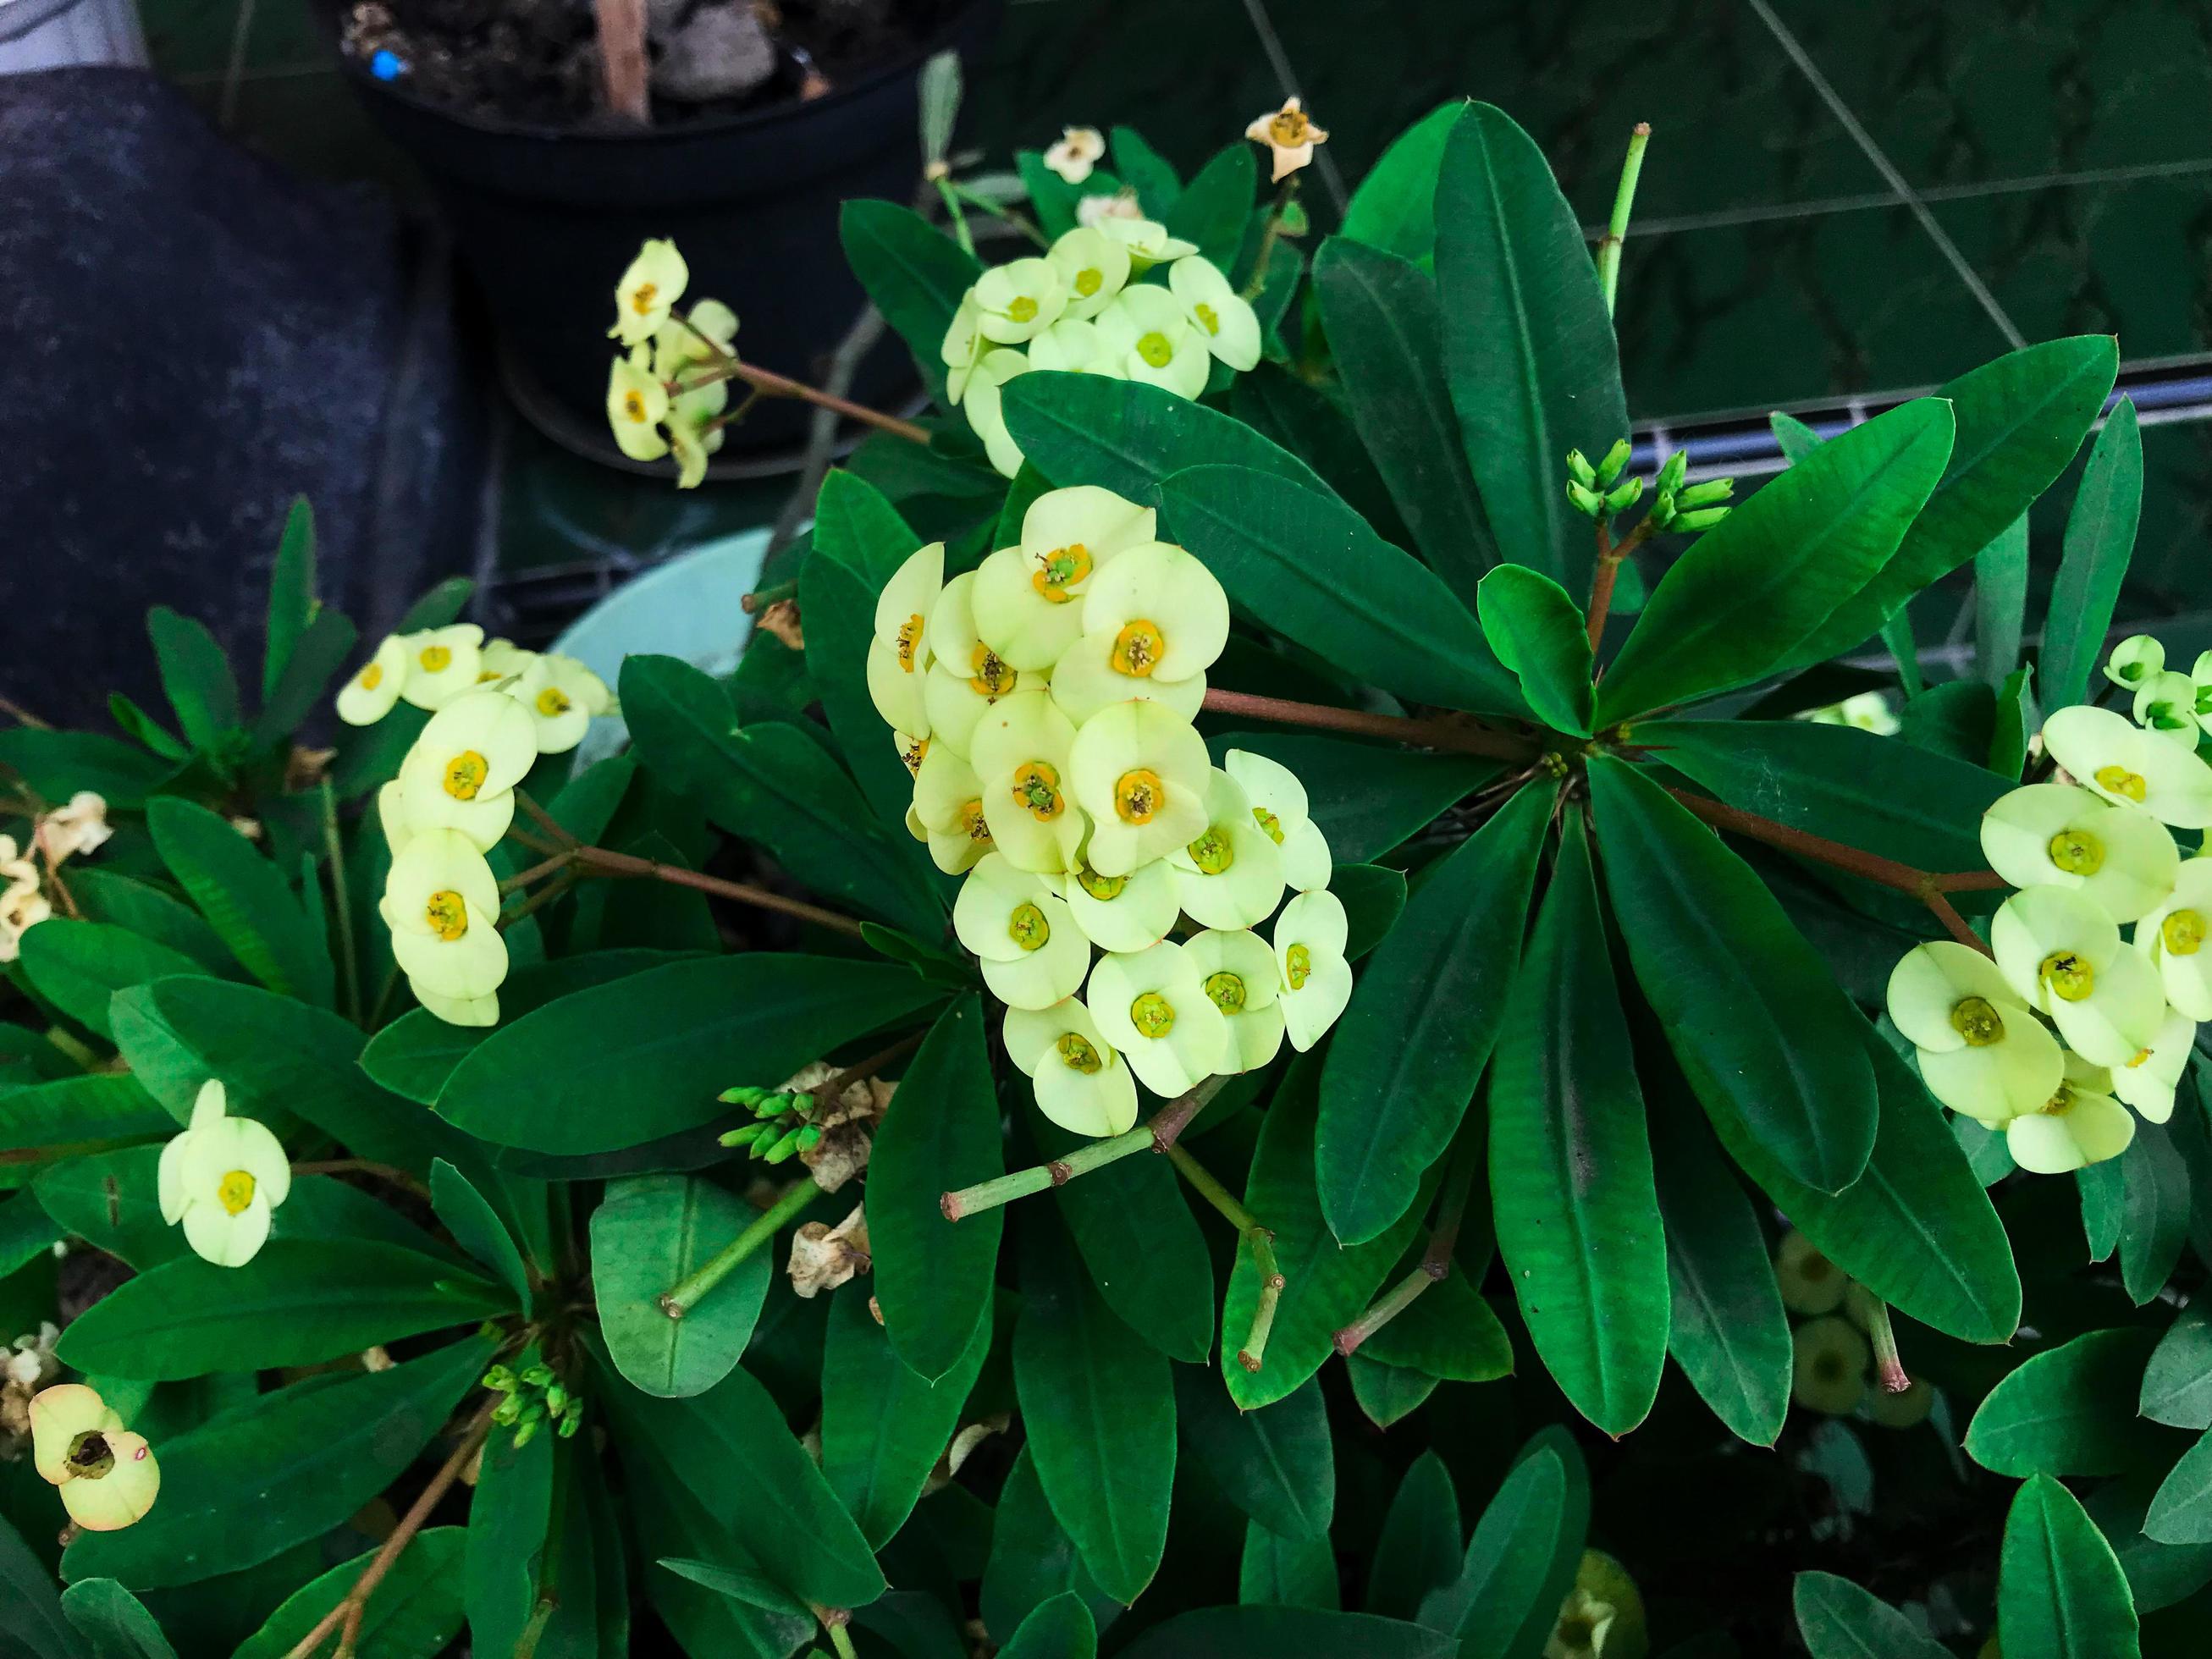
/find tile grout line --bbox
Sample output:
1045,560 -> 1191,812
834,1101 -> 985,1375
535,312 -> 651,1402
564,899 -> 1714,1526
1236,0 -> 1349,212
1745,0 -> 2027,349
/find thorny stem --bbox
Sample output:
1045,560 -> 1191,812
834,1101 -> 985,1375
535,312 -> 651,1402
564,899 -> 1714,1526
318,779 -> 361,1025
660,1177 -> 822,1317
1200,688 -> 1539,763
571,843 -> 867,938
810,1029 -> 928,1109
946,179 -> 1049,248
1163,1144 -> 1283,1372
1334,1134 -> 1479,1357
940,1076 -> 1231,1220
1862,1295 -> 1912,1393
1241,178 -> 1300,301
512,788 -> 578,849
500,868 -> 581,929
934,175 -> 979,257
1593,122 -> 1652,317
499,850 -> 576,895
1586,517 -> 1653,651
280,1397 -> 500,1659
670,313 -> 929,447
290,1160 -> 434,1202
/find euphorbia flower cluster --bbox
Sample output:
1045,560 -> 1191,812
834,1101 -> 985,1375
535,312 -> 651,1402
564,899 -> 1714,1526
1887,636 -> 2212,1173
338,629 -> 611,1026
865,484 -> 1348,1138
941,227 -> 1261,477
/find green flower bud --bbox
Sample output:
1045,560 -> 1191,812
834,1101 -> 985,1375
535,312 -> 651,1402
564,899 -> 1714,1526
763,1124 -> 808,1165
757,1092 -> 801,1117
516,1401 -> 545,1425
1676,477 -> 1735,510
1602,475 -> 1644,512
1656,449 -> 1689,493
1565,449 -> 1597,489
482,1365 -> 516,1392
557,1409 -> 582,1439
493,1396 -> 522,1427
1596,438 -> 1633,488
545,1384 -> 568,1414
1565,479 -> 1606,517
717,1084 -> 769,1107
513,1417 -> 541,1448
521,1364 -> 554,1390
1649,488 -> 1678,528
1675,504 -> 1732,531
720,1122 -> 767,1148
796,1123 -> 824,1150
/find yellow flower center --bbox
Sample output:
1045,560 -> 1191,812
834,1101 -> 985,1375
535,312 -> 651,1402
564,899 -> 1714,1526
1110,620 -> 1166,677
359,663 -> 383,691
1031,543 -> 1092,603
622,390 -> 648,422
1012,761 -> 1065,821
1950,995 -> 2005,1046
1269,110 -> 1313,145
1194,301 -> 1220,336
66,1431 -> 114,1479
419,645 -> 452,674
1187,826 -> 1235,874
2127,1045 -> 2154,1070
1136,330 -> 1176,369
900,736 -> 929,775
1115,768 -> 1164,824
968,643 -> 1018,699
896,614 -> 924,672
1203,970 -> 1246,1011
1008,295 -> 1039,323
1252,806 -> 1285,844
425,889 -> 469,941
1056,1032 -> 1103,1073
536,686 -> 572,718
959,800 -> 992,844
1074,865 -> 1126,901
1074,267 -> 1103,297
1007,901 -> 1051,952
2039,950 -> 2094,1002
2163,908 -> 2206,956
2042,1084 -> 2079,1117
218,1169 -> 257,1215
2047,827 -> 2104,875
2094,763 -> 2148,803
632,281 -> 659,314
443,750 -> 490,801
1130,991 -> 1176,1038
1286,943 -> 1312,989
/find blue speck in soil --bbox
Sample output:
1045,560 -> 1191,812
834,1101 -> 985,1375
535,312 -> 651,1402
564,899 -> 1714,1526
370,50 -> 406,81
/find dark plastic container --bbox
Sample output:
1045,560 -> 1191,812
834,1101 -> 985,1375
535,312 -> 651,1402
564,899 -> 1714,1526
317,1 -> 996,465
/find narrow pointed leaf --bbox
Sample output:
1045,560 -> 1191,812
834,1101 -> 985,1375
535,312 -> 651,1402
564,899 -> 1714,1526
2040,397 -> 2143,712
1318,784 -> 1551,1243
1208,730 -> 1499,865
146,606 -> 240,754
1477,564 -> 1593,734
1418,1430 -> 1589,1659
1792,1571 -> 1950,1659
1975,514 -> 2030,684
1365,1451 -> 1463,1620
1999,1474 -> 2139,1659
1339,101 -> 1459,262
1239,1524 -> 1339,1609
146,797 -> 332,1006
2142,1303 -> 2212,1428
2147,1430 -> 2212,1544
1174,1370 -> 1334,1540
262,497 -> 316,701
839,199 -> 981,400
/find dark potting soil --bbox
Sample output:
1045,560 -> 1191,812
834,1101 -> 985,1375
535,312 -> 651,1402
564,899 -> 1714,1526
340,0 -> 955,130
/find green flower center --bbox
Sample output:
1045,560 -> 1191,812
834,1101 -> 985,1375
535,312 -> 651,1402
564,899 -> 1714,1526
425,890 -> 469,941
2042,1085 -> 2079,1117
1187,827 -> 1235,875
1056,1033 -> 1103,1074
1074,866 -> 1127,902
1286,943 -> 1312,990
1032,543 -> 1090,603
1008,295 -> 1039,323
1013,762 -> 1064,821
1950,996 -> 2005,1046
2039,951 -> 2094,1002
2094,764 -> 2148,803
1194,302 -> 1220,336
1252,806 -> 1284,844
1007,901 -> 1051,952
2047,828 -> 2104,875
1074,267 -> 1103,297
1130,991 -> 1176,1038
1136,330 -> 1175,368
2164,908 -> 2206,956
1203,970 -> 1246,1011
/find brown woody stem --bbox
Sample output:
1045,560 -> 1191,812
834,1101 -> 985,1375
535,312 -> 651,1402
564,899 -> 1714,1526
1586,518 -> 1652,651
1200,688 -> 1537,762
672,360 -> 929,446
940,1076 -> 1230,1220
290,1160 -> 435,1202
572,844 -> 867,938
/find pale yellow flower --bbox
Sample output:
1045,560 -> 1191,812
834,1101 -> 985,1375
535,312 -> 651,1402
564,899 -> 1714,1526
157,1079 -> 290,1268
610,238 -> 688,347
30,1384 -> 159,1531
1245,96 -> 1329,184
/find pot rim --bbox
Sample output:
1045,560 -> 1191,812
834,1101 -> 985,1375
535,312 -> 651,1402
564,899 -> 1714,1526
310,0 -> 993,146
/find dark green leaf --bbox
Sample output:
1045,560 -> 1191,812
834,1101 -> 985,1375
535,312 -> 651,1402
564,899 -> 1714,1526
1346,1354 -> 1439,1428
591,1172 -> 773,1398
1792,1571 -> 1950,1659
2121,1119 -> 2190,1307
146,607 -> 241,754
872,995 -> 1001,1381
0,1510 -> 85,1659
1117,1607 -> 1455,1659
2086,1471 -> 2212,1614
1239,1524 -> 1339,1609
56,1241 -> 506,1380
1000,1593 -> 1098,1659
1111,125 -> 1181,216
1174,1371 -> 1334,1540
1335,863 -> 1409,962
840,199 -> 982,401
654,1557 -> 808,1618
1489,813 -> 1667,1432
1589,757 -> 1877,1194
146,797 -> 332,1006
2147,1430 -> 2212,1545
466,1415 -> 553,1656
251,609 -> 358,747
1476,564 -> 1592,734
1795,337 -> 2120,670
979,1447 -> 1120,1641
821,1276 -> 991,1547
2143,1303 -> 2212,1429
1418,1430 -> 1590,1659
1999,1474 -> 2140,1659
231,1527 -> 466,1659
1975,515 -> 2029,685
1014,1215 -> 1176,1605
1366,1452 -> 1462,1621
65,1337 -> 493,1589
1317,784 -> 1550,1243
1162,143 -> 1254,271
1651,1094 -> 1791,1447
106,693 -> 186,761
1229,365 -> 1409,549
15,921 -> 209,1041
1015,152 -> 1125,243
436,953 -> 941,1154
1312,237 -> 1495,593
0,729 -> 171,811
1161,463 -> 1521,714
1433,103 -> 1629,589
1966,1328 -> 2165,1476
1,1188 -> 64,1276
1641,719 -> 2011,875
1991,664 -> 2036,779
2041,398 -> 2143,712
1206,730 -> 1499,865
429,1158 -> 532,1307
57,1581 -> 174,1659
64,870 -> 231,974
1338,102 -> 1460,262
1358,1265 -> 1513,1381
599,1358 -> 885,1611
1596,400 -> 1955,724
1225,1058 -> 1432,1408
393,578 -> 472,632
262,497 -> 316,702
0,1073 -> 175,1157
618,653 -> 942,938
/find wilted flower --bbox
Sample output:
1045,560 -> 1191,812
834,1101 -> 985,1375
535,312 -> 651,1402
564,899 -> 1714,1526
30,1384 -> 159,1531
1245,96 -> 1328,183
1043,124 -> 1106,185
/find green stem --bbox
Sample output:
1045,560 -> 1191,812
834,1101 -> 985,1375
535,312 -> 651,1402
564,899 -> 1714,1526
1163,1143 -> 1283,1373
1240,178 -> 1299,300
947,180 -> 1049,248
319,779 -> 361,1026
1862,1294 -> 1911,1393
660,1178 -> 821,1317
826,1622 -> 860,1659
42,1027 -> 102,1072
1594,122 -> 1652,317
940,1075 -> 1229,1220
934,175 -> 978,258
1334,1136 -> 1479,1357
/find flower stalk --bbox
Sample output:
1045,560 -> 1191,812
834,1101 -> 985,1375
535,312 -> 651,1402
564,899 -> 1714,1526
940,1075 -> 1229,1221
1334,1133 -> 1478,1357
1198,688 -> 1539,763
660,1177 -> 822,1318
1593,122 -> 1652,317
1162,1143 -> 1283,1372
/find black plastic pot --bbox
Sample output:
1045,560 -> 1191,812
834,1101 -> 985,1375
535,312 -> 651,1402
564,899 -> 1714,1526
317,1 -> 996,470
